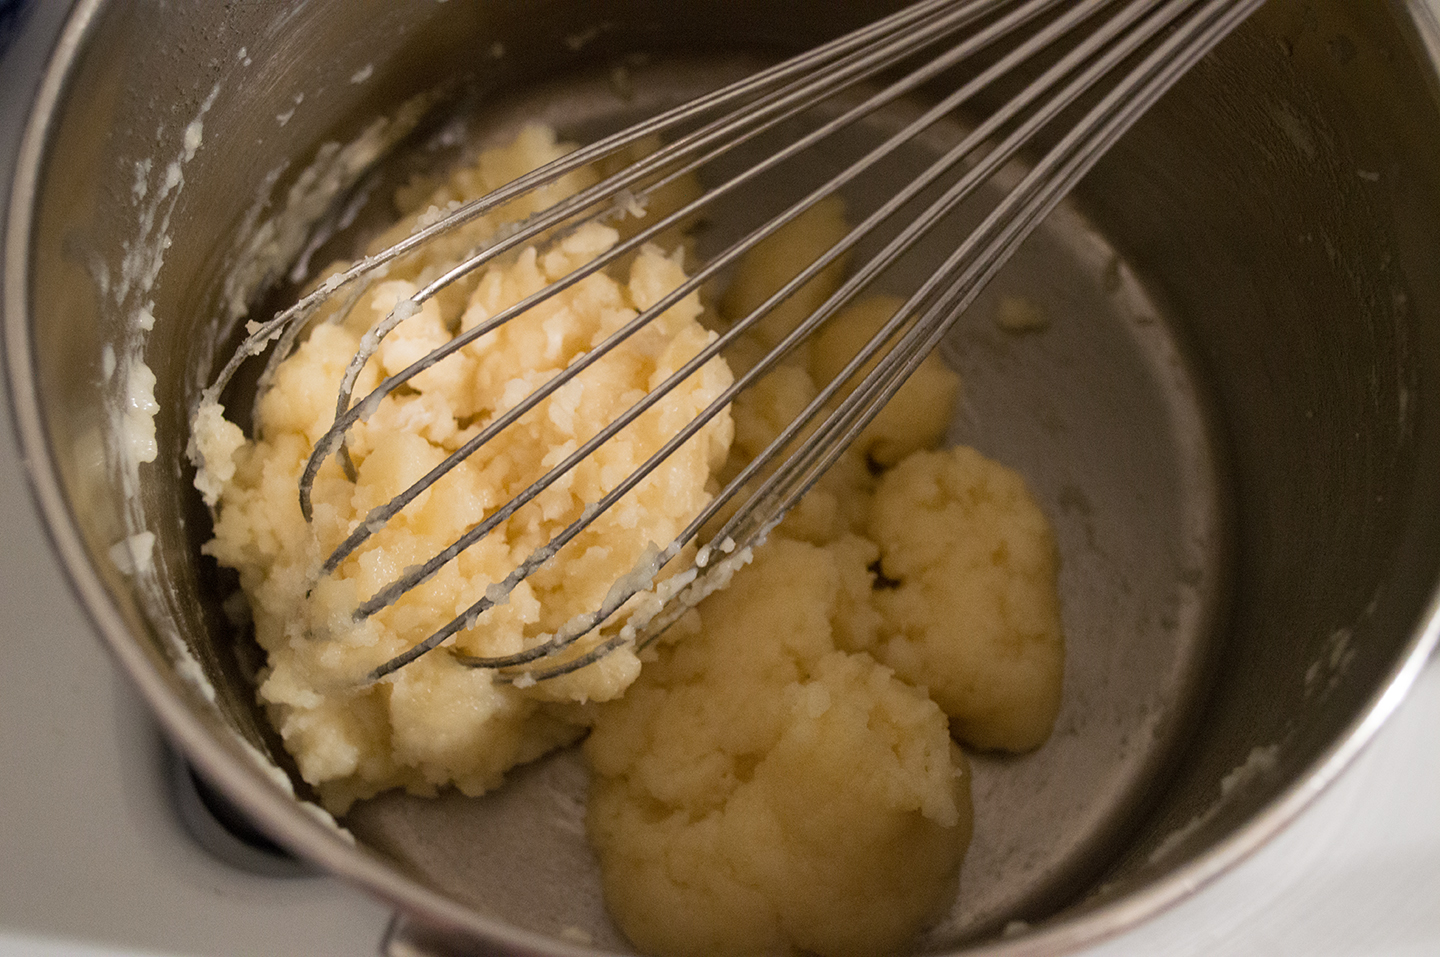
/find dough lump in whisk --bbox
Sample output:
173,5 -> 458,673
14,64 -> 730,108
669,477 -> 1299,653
201,125 -> 735,813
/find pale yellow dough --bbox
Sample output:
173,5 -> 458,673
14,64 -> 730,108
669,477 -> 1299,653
201,126 -> 734,812
586,539 -> 973,957
867,447 -> 1065,752
197,125 -> 1065,957
582,200 -> 1064,957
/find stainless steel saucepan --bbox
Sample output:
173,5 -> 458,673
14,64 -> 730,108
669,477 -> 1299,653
5,1 -> 1439,954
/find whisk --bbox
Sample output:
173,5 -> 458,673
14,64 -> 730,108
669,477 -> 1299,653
199,0 -> 1259,684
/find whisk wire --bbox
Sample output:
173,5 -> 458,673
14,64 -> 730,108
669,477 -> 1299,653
306,0 -> 1095,562
495,0 -> 1262,683
431,0 -> 1250,682
340,0 -> 1125,635
718,0 -> 1264,559
295,0 -> 1012,400
300,0 -> 1077,525
203,0 -> 1260,683
503,0 -> 1261,684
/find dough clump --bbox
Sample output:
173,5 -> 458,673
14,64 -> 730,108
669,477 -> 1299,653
586,538 -> 973,957
583,200 -> 1064,957
196,127 -> 1065,957
200,125 -> 733,812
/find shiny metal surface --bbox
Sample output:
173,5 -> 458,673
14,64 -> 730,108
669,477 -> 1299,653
5,0 -> 1440,955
